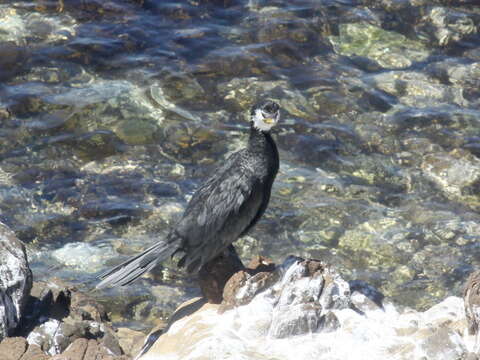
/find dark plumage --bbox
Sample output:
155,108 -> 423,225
96,100 -> 280,289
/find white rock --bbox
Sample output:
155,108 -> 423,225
137,259 -> 469,360
0,221 -> 32,341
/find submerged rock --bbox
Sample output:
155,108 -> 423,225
421,148 -> 480,207
371,71 -> 466,108
329,23 -> 429,69
416,7 -> 477,47
50,242 -> 118,273
217,77 -> 318,121
0,222 -> 32,341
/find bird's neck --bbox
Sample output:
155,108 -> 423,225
248,125 -> 272,151
248,124 -> 279,179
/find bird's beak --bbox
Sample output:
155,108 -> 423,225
263,118 -> 275,125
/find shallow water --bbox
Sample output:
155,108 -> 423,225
1,0 -> 479,329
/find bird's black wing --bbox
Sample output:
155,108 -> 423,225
174,150 -> 264,272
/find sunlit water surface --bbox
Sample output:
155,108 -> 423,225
1,0 -> 480,329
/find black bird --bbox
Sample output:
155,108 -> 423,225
96,100 -> 280,289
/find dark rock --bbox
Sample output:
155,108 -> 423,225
318,311 -> 340,333
269,302 -> 323,338
20,278 -> 121,357
0,42 -> 27,81
198,245 -> 245,304
24,278 -> 108,331
139,257 -> 356,359
0,222 -> 33,341
349,280 -> 385,313
221,268 -> 278,311
416,7 -> 478,47
220,255 -> 278,311
220,271 -> 248,309
246,255 -> 276,273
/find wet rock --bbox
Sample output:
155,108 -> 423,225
217,77 -> 318,121
413,296 -> 468,358
150,71 -> 207,109
268,258 -> 348,338
421,149 -> 480,205
237,6 -> 325,66
51,242 -> 118,273
426,60 -> 480,105
160,121 -> 227,163
338,216 -> 418,268
0,6 -> 76,46
0,335 -> 132,360
3,80 -> 164,153
198,245 -> 245,304
0,338 -> 49,360
371,71 -> 466,108
20,278 -> 122,357
0,222 -> 32,341
329,23 -> 429,69
114,120 -> 158,146
416,7 -> 478,47
221,255 -> 277,310
0,42 -> 27,81
138,258 -> 469,360
40,282 -> 102,322
2,0 -> 480,345
96,281 -> 189,330
193,50 -> 268,78
269,302 -> 323,339
27,319 -> 80,355
307,87 -> 364,116
349,280 -> 385,313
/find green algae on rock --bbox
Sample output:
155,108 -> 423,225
329,23 -> 430,69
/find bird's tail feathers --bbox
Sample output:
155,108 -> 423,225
96,239 -> 177,289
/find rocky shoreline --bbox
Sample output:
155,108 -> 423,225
0,222 -> 143,360
1,220 -> 478,360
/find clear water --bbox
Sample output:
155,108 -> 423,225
1,0 -> 480,329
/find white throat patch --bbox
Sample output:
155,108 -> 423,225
252,108 -> 279,132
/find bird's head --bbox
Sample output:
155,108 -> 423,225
250,100 -> 280,132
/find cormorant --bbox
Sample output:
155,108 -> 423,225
96,100 -> 280,289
